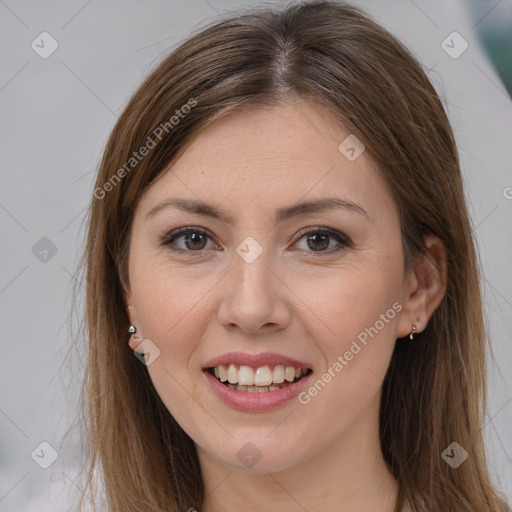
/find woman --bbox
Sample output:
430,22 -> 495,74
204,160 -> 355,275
77,1 -> 510,510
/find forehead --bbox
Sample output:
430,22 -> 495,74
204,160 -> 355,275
138,101 -> 392,220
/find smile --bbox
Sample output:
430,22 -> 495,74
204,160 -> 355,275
203,366 -> 313,412
207,364 -> 312,392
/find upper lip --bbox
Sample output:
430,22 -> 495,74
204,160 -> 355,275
203,351 -> 313,371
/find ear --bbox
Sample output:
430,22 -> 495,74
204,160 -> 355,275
125,294 -> 144,353
397,234 -> 448,338
125,293 -> 136,324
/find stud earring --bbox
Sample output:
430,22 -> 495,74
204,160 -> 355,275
409,324 -> 416,341
128,324 -> 142,344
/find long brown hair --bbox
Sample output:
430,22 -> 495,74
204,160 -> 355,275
73,1 -> 510,510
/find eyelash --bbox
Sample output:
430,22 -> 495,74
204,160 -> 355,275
159,226 -> 353,258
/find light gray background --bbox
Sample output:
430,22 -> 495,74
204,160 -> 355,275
0,0 -> 511,510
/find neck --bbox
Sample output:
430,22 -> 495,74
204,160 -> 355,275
197,392 -> 400,512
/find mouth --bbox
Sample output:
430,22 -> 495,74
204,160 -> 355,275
205,364 -> 313,393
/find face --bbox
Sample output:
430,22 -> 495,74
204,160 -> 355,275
124,100 -> 415,473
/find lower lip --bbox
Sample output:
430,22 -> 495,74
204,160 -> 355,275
203,369 -> 313,412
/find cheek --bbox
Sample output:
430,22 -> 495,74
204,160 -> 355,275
129,261 -> 218,427
297,254 -> 403,402
130,257 -> 221,365
304,254 -> 403,348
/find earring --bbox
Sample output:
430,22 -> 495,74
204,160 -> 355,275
409,324 -> 416,340
128,325 -> 142,344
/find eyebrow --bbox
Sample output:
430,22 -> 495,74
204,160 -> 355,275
145,196 -> 369,224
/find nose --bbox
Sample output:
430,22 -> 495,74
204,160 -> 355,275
217,243 -> 291,334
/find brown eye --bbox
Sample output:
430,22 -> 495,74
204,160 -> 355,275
305,232 -> 330,251
161,228 -> 215,252
182,231 -> 208,250
293,228 -> 352,255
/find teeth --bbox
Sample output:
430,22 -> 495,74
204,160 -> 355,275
227,364 -> 238,384
238,365 -> 255,385
212,363 -> 308,387
285,366 -> 296,382
254,365 -> 272,386
218,365 -> 228,382
272,365 -> 285,383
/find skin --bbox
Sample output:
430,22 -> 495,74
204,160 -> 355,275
124,99 -> 447,512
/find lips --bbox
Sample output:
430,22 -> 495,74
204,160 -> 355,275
203,367 -> 313,412
202,351 -> 314,411
203,351 -> 313,370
